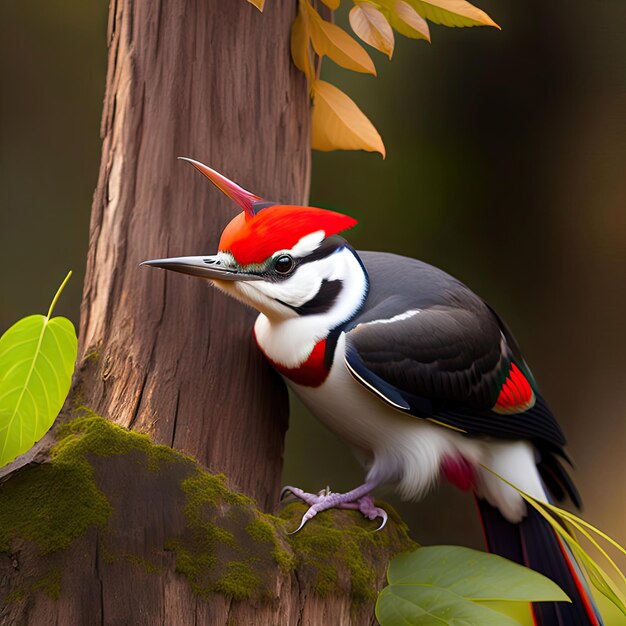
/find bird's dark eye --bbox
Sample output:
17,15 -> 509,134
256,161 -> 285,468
274,254 -> 295,275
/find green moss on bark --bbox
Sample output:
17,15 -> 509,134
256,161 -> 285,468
0,426 -> 112,554
168,467 -> 295,598
246,517 -> 296,572
0,413 -> 190,555
55,411 -> 183,471
0,413 -> 414,606
282,502 -> 416,600
215,561 -> 262,600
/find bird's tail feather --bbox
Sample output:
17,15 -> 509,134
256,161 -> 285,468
476,497 -> 604,626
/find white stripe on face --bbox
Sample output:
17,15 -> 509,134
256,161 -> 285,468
288,230 -> 326,258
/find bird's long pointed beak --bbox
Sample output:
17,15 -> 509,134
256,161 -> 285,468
140,255 -> 261,281
178,157 -> 261,217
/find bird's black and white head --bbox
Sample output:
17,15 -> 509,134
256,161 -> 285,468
143,159 -> 369,336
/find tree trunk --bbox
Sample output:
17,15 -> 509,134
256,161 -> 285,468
0,2 -> 414,624
77,0 -> 310,510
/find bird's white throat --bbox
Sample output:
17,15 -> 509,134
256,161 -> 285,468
253,246 -> 368,368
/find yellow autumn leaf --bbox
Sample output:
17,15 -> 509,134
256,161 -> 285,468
409,0 -> 499,29
390,0 -> 431,41
305,3 -> 376,75
311,79 -> 385,157
320,0 -> 341,8
247,0 -> 265,11
291,6 -> 313,80
349,2 -> 395,59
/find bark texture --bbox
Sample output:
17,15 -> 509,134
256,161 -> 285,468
76,0 -> 310,509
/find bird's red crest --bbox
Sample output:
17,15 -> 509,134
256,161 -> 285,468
218,205 -> 358,266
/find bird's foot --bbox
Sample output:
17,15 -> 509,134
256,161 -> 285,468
280,482 -> 387,534
337,495 -> 388,530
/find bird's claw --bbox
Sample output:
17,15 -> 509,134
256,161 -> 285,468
287,507 -> 318,535
288,502 -> 324,534
280,485 -> 319,506
347,495 -> 388,531
375,508 -> 388,531
280,486 -> 388,533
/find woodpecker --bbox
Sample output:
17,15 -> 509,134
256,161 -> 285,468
144,159 -> 602,626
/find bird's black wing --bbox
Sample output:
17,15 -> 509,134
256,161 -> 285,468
344,252 -> 566,450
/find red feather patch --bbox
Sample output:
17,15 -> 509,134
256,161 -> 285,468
441,455 -> 475,491
255,336 -> 330,387
493,363 -> 535,414
219,205 -> 357,266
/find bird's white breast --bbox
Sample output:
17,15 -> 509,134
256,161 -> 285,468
286,334 -> 486,500
282,334 -> 546,522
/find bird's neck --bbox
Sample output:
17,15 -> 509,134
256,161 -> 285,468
253,246 -> 368,370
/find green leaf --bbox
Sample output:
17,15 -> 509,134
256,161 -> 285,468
408,0 -> 499,29
476,600 -> 535,626
388,545 -> 570,602
387,1 -> 431,42
376,584 -> 521,626
0,272 -> 77,468
376,545 -> 570,626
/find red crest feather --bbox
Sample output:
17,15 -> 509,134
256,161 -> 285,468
218,205 -> 358,266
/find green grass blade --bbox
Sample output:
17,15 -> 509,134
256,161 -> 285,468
564,517 -> 626,586
480,464 -> 626,617
540,503 -> 626,560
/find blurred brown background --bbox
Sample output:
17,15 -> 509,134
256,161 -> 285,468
1,0 -> 624,555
